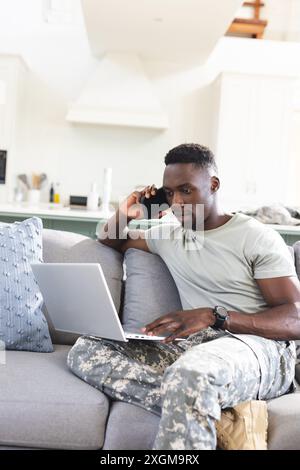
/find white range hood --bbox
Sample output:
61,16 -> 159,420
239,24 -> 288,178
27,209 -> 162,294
66,53 -> 169,130
67,0 -> 244,129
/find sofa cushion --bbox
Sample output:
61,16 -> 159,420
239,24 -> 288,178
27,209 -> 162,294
296,343 -> 300,385
42,229 -> 88,263
0,345 -> 109,449
122,248 -> 182,332
41,230 -> 124,345
267,392 -> 300,449
103,402 -> 159,450
292,242 -> 300,385
293,241 -> 300,279
0,217 -> 53,352
104,393 -> 300,451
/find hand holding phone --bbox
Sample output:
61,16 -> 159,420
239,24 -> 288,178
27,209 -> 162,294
119,185 -> 169,220
140,186 -> 169,219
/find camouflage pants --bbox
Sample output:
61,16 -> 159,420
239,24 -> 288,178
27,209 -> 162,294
67,329 -> 295,450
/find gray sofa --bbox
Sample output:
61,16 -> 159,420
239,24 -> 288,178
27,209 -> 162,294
0,228 -> 300,450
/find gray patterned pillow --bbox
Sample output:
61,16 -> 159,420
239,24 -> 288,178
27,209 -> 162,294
0,217 -> 53,352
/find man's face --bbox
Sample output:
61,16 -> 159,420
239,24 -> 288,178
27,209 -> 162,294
162,163 -> 217,230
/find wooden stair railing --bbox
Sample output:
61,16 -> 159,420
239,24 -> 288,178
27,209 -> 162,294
227,0 -> 268,39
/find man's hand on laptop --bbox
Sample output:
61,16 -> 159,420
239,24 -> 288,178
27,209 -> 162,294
141,308 -> 216,344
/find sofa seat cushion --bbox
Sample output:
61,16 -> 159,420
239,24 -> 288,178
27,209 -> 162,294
267,392 -> 300,449
104,394 -> 300,451
103,402 -> 159,450
0,345 -> 109,449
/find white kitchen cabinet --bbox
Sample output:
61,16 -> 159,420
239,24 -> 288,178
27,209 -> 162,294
0,55 -> 27,203
212,72 -> 298,211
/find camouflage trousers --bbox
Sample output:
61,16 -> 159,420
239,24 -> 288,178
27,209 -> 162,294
67,328 -> 295,450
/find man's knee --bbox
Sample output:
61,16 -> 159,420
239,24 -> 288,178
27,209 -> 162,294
67,335 -> 109,374
163,348 -> 231,388
67,336 -> 123,394
161,349 -> 219,395
162,346 -> 232,395
161,357 -> 222,421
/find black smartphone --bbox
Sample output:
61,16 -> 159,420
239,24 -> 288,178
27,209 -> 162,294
140,187 -> 169,219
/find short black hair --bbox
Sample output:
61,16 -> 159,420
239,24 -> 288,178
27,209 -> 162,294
164,143 -> 217,173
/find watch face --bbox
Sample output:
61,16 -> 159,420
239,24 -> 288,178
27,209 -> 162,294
215,306 -> 228,318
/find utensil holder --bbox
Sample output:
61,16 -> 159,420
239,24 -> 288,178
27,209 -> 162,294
27,189 -> 41,205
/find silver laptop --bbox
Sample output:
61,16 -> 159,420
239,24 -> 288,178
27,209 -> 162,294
31,263 -> 183,342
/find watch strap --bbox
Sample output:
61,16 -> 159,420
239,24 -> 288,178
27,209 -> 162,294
213,306 -> 229,329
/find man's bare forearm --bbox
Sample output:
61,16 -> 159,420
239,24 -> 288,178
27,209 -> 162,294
224,302 -> 300,340
98,184 -> 156,252
98,209 -> 132,251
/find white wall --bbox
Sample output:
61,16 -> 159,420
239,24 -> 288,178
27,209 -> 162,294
0,0 -> 300,209
0,0 -> 214,205
207,38 -> 300,209
264,0 -> 300,41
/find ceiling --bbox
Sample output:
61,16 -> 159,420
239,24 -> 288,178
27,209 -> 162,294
81,0 -> 243,64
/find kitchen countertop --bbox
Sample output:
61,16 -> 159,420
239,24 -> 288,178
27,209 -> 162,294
0,202 -> 113,221
0,203 -> 300,233
0,202 -> 162,230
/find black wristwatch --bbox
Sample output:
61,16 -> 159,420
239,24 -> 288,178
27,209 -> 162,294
212,306 -> 229,330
